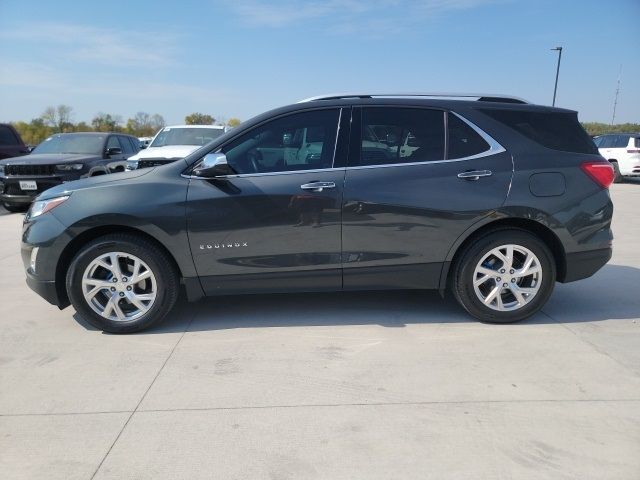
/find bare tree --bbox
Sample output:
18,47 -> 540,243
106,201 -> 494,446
41,105 -> 74,132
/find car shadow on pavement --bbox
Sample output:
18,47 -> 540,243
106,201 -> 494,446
100,263 -> 638,334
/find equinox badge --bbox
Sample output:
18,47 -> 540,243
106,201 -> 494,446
200,242 -> 248,250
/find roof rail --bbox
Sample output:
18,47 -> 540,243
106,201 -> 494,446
297,92 -> 529,104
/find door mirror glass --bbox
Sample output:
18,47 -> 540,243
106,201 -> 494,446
193,153 -> 234,177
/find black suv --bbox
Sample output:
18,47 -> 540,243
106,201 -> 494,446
1,132 -> 139,212
0,123 -> 31,161
20,94 -> 614,333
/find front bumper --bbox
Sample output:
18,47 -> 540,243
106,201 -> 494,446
0,176 -> 65,205
21,211 -> 72,308
25,270 -> 62,307
561,247 -> 612,283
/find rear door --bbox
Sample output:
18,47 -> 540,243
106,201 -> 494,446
186,107 -> 349,295
341,106 -> 512,290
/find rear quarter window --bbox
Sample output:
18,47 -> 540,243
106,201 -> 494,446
480,109 -> 597,154
447,113 -> 490,159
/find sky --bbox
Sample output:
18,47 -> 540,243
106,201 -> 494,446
0,0 -> 638,125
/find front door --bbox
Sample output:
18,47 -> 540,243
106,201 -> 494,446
186,108 -> 348,295
341,106 -> 513,290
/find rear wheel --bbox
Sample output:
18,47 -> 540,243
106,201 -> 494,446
452,229 -> 556,323
66,234 -> 179,333
611,161 -> 623,183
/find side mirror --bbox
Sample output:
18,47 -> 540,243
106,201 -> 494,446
193,153 -> 234,178
106,147 -> 122,156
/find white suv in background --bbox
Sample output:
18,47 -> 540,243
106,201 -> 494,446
127,125 -> 227,170
594,133 -> 640,182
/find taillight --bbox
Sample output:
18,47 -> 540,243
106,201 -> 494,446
580,161 -> 615,189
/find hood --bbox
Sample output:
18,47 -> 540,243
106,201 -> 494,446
0,153 -> 101,165
128,145 -> 201,161
37,167 -> 153,200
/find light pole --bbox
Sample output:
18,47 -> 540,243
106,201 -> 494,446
551,46 -> 563,106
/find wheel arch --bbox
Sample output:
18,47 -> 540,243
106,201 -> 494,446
55,225 -> 184,308
440,217 -> 567,291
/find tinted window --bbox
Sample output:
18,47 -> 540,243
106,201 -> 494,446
447,113 -> 490,159
613,135 -> 630,148
33,134 -> 106,154
357,107 -> 444,166
481,109 -> 597,154
222,109 -> 339,174
118,136 -> 134,154
0,125 -> 19,146
127,137 -> 140,152
592,136 -> 603,147
106,136 -> 120,151
599,135 -> 614,148
635,138 -> 640,148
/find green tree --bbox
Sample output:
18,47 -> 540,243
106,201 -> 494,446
41,105 -> 74,133
227,118 -> 241,128
12,119 -> 54,145
184,113 -> 215,125
91,113 -> 123,132
581,122 -> 640,136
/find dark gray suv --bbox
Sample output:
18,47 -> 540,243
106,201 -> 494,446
20,94 -> 614,333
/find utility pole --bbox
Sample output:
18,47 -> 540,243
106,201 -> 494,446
611,65 -> 622,126
551,46 -> 563,106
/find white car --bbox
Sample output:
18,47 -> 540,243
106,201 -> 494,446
594,133 -> 640,182
137,136 -> 153,149
127,125 -> 227,170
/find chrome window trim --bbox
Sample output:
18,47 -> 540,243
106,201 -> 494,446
183,166 -> 342,180
184,111 -> 506,178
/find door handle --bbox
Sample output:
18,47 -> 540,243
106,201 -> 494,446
457,170 -> 493,181
300,181 -> 336,192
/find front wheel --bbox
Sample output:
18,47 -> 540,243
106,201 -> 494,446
452,229 -> 556,323
66,234 -> 179,333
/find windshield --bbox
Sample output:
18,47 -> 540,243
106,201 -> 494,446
33,134 -> 105,154
149,127 -> 225,147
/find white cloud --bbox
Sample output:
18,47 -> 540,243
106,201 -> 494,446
0,23 -> 179,67
228,0 -> 500,31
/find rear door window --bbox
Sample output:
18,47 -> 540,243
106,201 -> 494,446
447,113 -> 490,159
355,107 -> 445,167
480,109 -> 597,154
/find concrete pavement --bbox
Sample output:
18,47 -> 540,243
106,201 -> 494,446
1,183 -> 639,479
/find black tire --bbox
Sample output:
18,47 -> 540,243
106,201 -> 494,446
66,233 -> 179,333
2,202 -> 29,213
611,161 -> 623,183
451,228 -> 556,323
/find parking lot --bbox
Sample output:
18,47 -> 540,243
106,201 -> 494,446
0,183 -> 638,479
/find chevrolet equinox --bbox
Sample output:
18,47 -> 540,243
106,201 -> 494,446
20,93 -> 614,333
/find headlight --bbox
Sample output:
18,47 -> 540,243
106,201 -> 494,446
126,160 -> 139,171
29,195 -> 70,219
55,164 -> 83,171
